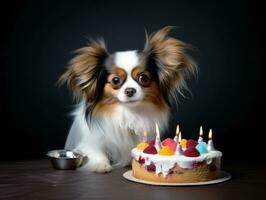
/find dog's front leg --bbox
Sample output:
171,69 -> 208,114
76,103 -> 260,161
78,146 -> 112,173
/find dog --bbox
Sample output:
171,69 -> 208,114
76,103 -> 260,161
59,26 -> 197,173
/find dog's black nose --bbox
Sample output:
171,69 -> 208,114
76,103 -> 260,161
125,88 -> 136,97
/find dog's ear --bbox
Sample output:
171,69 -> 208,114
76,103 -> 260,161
143,26 -> 197,105
59,39 -> 108,116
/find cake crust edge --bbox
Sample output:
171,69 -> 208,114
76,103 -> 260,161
132,159 -> 219,183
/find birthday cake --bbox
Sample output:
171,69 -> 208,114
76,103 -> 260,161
131,125 -> 222,183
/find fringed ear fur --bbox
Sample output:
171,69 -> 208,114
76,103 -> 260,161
59,39 -> 108,119
143,26 -> 197,106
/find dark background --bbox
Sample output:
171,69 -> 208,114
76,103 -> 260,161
0,0 -> 265,161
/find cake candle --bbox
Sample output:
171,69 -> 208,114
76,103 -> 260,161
198,126 -> 203,143
175,131 -> 183,155
155,123 -> 162,151
174,124 -> 180,143
142,130 -> 148,143
207,129 -> 215,152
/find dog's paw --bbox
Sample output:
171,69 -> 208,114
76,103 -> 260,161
92,161 -> 112,173
83,159 -> 112,173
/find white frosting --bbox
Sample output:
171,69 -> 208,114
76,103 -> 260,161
131,148 -> 222,177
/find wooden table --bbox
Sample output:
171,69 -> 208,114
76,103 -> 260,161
0,159 -> 265,200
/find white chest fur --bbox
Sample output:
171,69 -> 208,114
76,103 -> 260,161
65,102 -> 169,169
100,104 -> 169,167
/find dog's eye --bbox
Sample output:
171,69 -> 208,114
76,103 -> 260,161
138,73 -> 151,86
111,76 -> 121,88
112,77 -> 121,85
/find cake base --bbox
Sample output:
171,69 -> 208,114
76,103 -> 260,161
131,159 -> 220,183
124,169 -> 231,186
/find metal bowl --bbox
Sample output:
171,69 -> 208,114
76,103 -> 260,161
46,149 -> 85,170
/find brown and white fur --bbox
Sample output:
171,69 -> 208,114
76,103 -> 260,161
59,26 -> 197,173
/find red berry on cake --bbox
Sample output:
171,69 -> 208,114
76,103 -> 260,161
143,145 -> 158,154
184,147 -> 200,157
186,139 -> 198,148
138,156 -> 145,164
162,138 -> 177,152
146,163 -> 156,172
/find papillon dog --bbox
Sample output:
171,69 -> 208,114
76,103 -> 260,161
59,26 -> 197,173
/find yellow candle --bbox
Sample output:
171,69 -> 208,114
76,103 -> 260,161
142,130 -> 148,143
144,130 -> 148,138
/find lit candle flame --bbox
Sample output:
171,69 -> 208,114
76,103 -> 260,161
176,125 -> 180,136
155,123 -> 160,139
178,131 -> 182,143
143,130 -> 147,137
199,126 -> 203,136
208,129 -> 213,140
